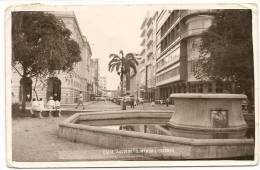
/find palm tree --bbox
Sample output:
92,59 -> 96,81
108,50 -> 138,97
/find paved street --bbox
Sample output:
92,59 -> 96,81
126,102 -> 175,111
12,101 -> 174,162
55,100 -> 174,112
61,101 -> 121,111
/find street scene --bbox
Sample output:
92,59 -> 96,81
9,5 -> 256,165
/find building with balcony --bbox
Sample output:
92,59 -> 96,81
11,11 -> 94,104
99,76 -> 107,96
90,58 -> 99,98
135,11 -> 158,102
129,55 -> 143,99
155,10 -> 222,101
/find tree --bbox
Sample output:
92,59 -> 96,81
195,9 -> 254,112
12,11 -> 81,111
108,50 -> 138,97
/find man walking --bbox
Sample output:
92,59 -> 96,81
75,91 -> 85,109
130,96 -> 135,109
166,98 -> 170,107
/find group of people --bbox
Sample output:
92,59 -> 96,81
30,96 -> 61,118
126,97 -> 171,109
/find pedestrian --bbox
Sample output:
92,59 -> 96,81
122,96 -> 127,110
47,96 -> 55,109
30,98 -> 39,118
130,96 -> 135,109
53,93 -> 58,101
166,98 -> 169,107
75,91 -> 85,110
151,100 -> 155,107
55,100 -> 61,117
38,98 -> 44,118
134,99 -> 137,106
47,96 -> 55,117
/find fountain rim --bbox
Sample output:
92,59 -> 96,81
170,93 -> 247,99
59,111 -> 254,146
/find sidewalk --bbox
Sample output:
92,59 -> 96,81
26,101 -> 96,109
61,101 -> 96,108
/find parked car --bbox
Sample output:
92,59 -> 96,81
115,97 -> 123,105
95,96 -> 106,101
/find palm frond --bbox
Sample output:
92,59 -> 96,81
109,53 -> 119,58
115,62 -> 121,72
125,53 -> 139,66
109,54 -> 121,62
108,62 -> 120,72
109,57 -> 121,65
128,62 -> 137,78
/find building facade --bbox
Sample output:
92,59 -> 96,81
99,76 -> 107,96
90,58 -> 99,98
155,10 -> 223,101
12,11 -> 94,104
137,11 -> 158,102
129,55 -> 142,99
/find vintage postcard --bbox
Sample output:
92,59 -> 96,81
5,2 -> 258,168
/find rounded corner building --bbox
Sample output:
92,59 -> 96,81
154,10 -> 225,101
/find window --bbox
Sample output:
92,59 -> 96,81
208,83 -> 212,93
198,84 -> 203,93
216,82 -> 223,93
191,84 -> 196,93
190,61 -> 195,73
156,67 -> 179,83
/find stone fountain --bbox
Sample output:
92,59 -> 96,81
168,93 -> 248,139
58,94 -> 254,160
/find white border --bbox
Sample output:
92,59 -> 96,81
1,0 -> 259,169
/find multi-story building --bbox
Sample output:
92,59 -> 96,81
106,90 -> 118,98
11,11 -> 93,104
90,58 -> 99,98
129,56 -> 142,99
137,11 -> 158,102
99,76 -> 107,96
155,10 -> 223,100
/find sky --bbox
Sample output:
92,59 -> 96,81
74,6 -> 148,90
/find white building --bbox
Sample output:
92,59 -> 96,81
12,11 -> 93,104
99,76 -> 107,96
134,11 -> 158,101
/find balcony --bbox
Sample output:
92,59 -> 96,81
140,29 -> 146,37
140,17 -> 147,29
146,35 -> 153,47
146,47 -> 153,59
140,38 -> 145,46
140,49 -> 145,56
158,18 -> 180,44
181,28 -> 207,39
146,26 -> 153,37
158,28 -> 206,60
180,10 -> 218,22
147,17 -> 152,27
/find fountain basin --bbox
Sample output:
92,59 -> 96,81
168,93 -> 248,139
58,110 -> 254,160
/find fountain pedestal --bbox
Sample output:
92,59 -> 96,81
168,93 -> 248,139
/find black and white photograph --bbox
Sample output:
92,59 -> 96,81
3,2 -> 258,168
